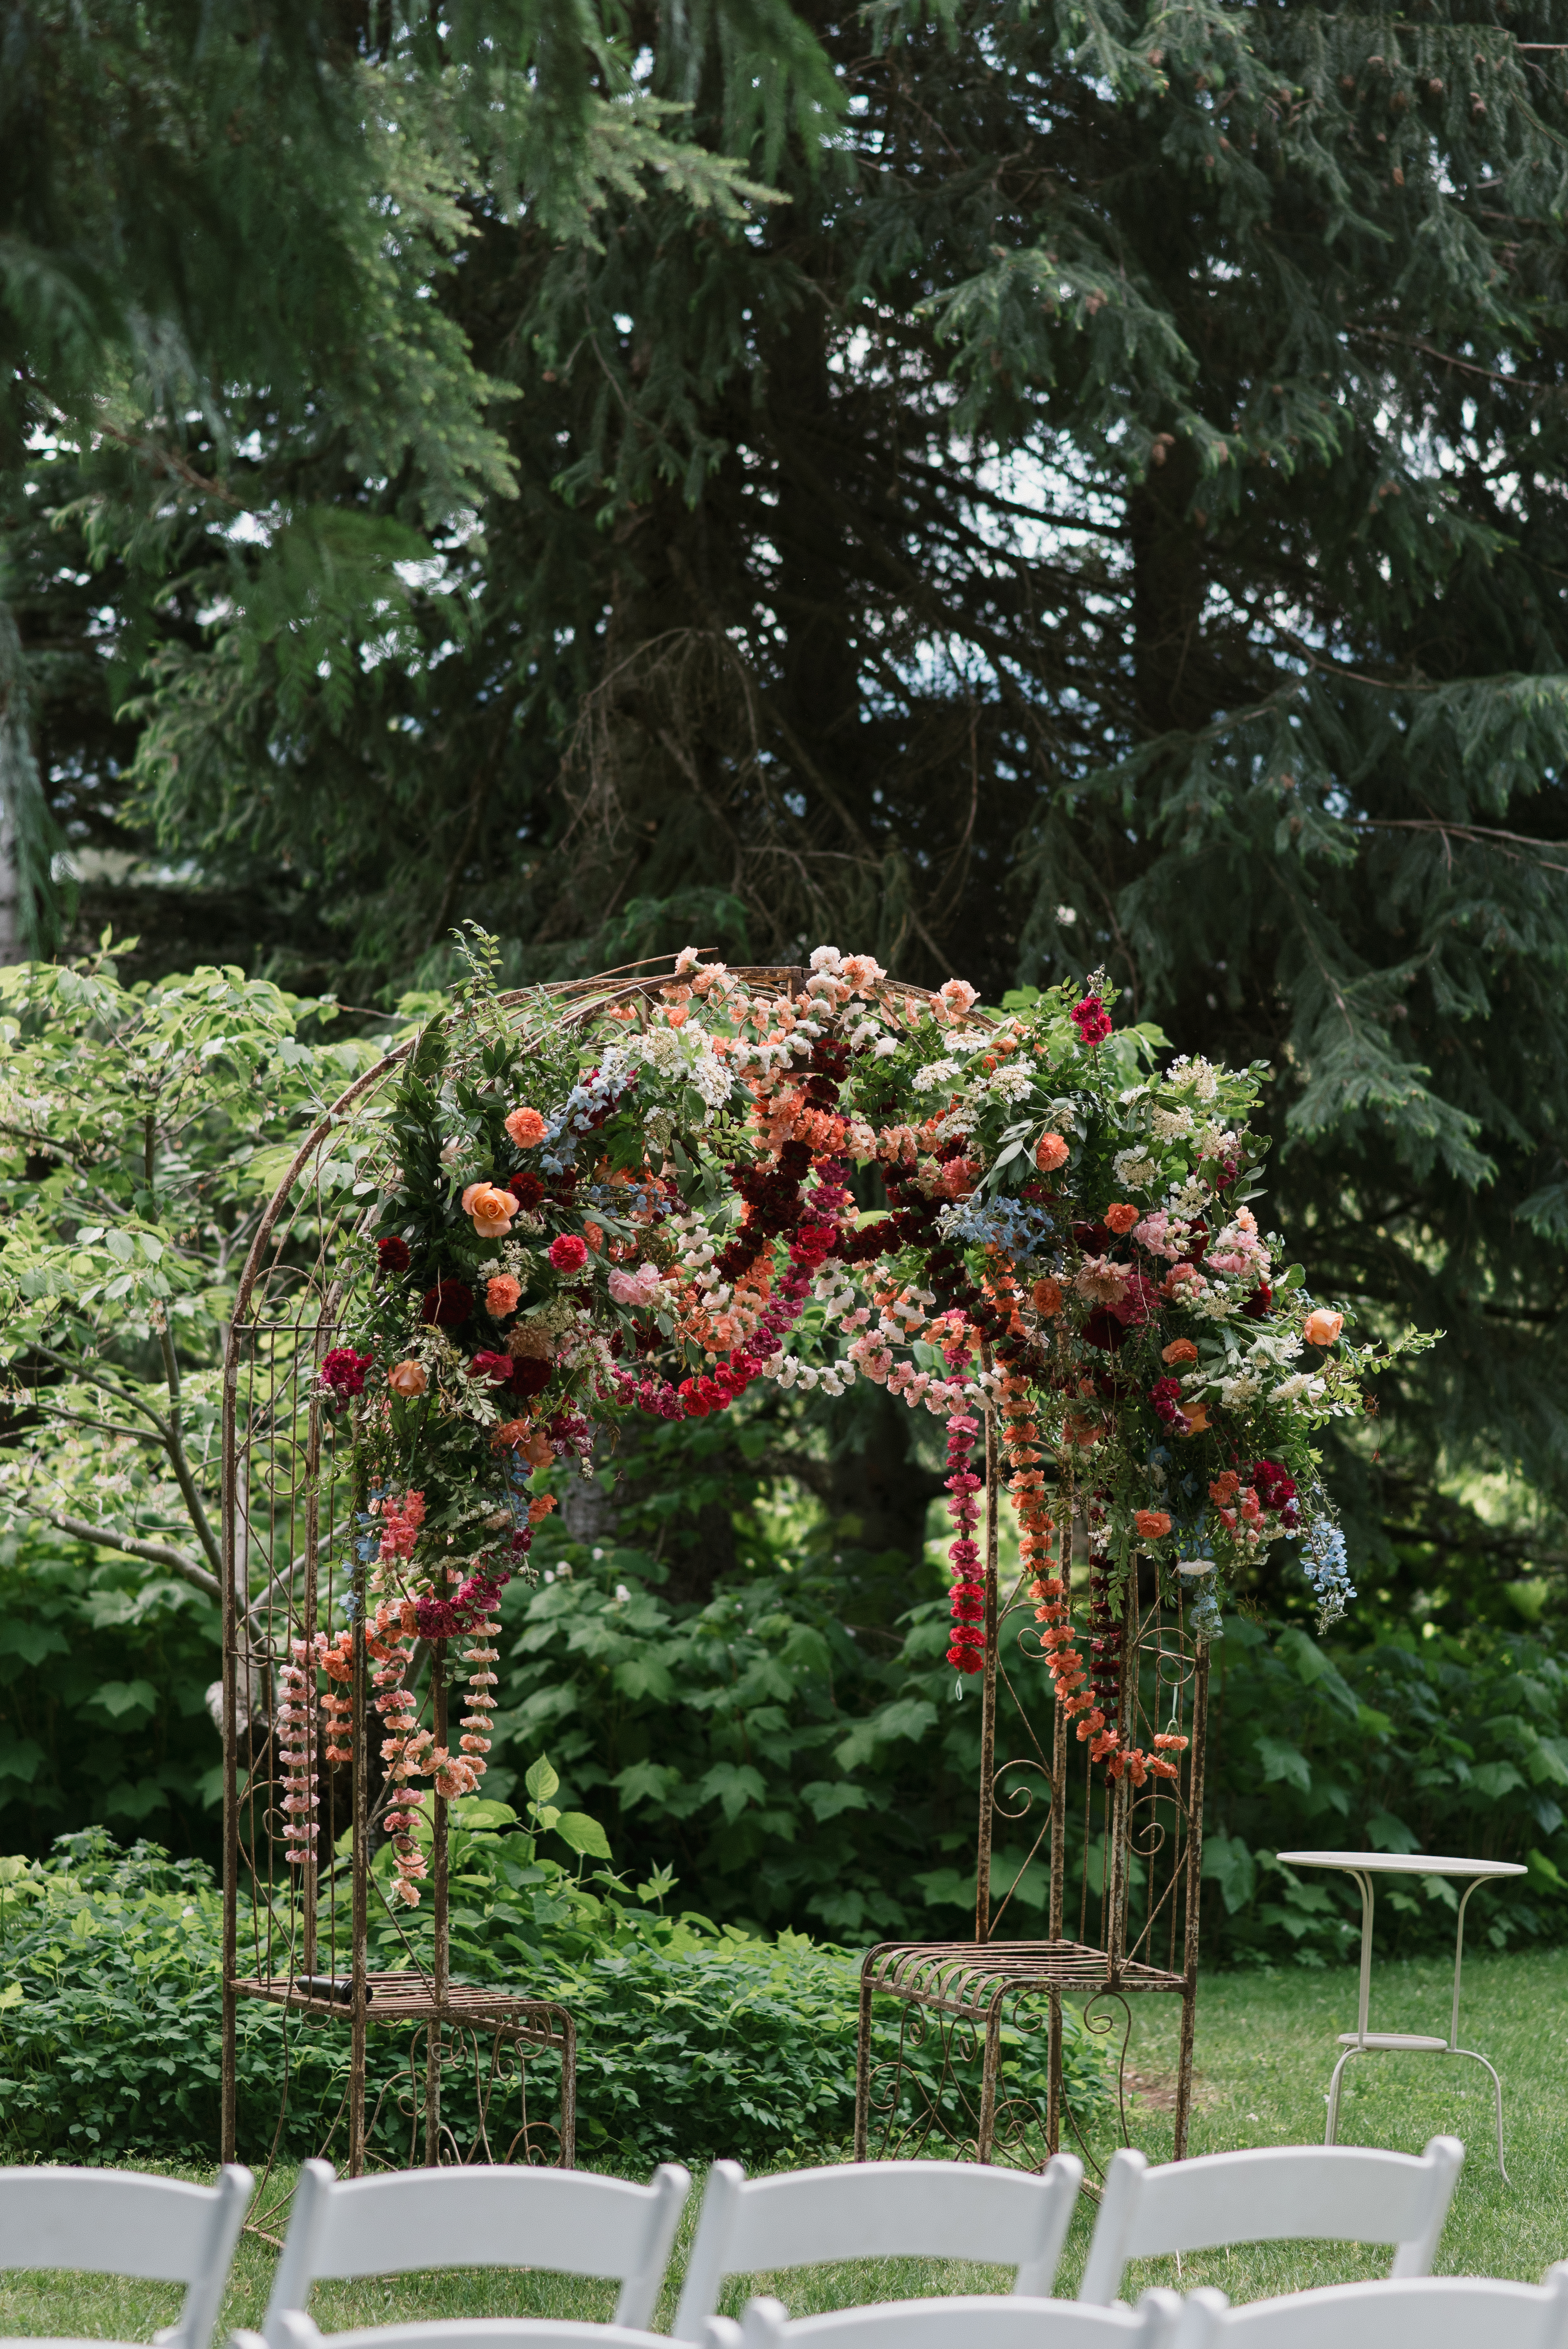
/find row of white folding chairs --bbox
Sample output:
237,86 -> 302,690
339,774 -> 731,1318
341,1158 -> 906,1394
257,2261 -> 1568,2349
259,2132 -> 1464,2345
0,2129 -> 1468,2349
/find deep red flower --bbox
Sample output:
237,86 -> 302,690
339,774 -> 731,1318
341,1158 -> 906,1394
1241,1282 -> 1273,1320
509,1170 -> 546,1212
549,1233 -> 589,1273
470,1351 -> 514,1385
377,1237 -> 412,1274
421,1280 -> 473,1327
1071,994 -> 1113,1047
319,1348 -> 372,1396
1251,1458 -> 1297,1513
509,1356 -> 551,1398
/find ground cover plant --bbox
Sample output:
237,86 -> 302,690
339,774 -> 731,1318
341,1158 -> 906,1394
0,1832 -> 1111,2170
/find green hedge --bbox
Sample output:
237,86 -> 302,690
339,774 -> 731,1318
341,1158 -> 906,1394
0,1832 -> 1110,2167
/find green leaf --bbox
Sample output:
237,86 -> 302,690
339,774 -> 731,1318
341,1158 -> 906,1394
524,1755 -> 560,1803
554,1812 -> 612,1859
1255,1736 -> 1311,1792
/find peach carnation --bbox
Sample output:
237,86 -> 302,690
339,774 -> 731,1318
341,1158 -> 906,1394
1104,1202 -> 1140,1235
486,1275 -> 522,1317
504,1107 -> 547,1149
1034,1131 -> 1070,1173
1162,1338 -> 1198,1366
1134,1509 -> 1172,1540
1031,1277 -> 1064,1318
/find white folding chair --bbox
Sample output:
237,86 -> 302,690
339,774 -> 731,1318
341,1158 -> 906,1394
0,2161 -> 252,2349
1172,2267 -> 1568,2349
253,2315 -> 672,2349
711,2286 -> 1183,2349
1077,2137 -> 1463,2305
671,2155 -> 1082,2342
260,2158 -> 690,2347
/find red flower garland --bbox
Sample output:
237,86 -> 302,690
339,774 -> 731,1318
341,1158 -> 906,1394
944,1411 -> 986,1673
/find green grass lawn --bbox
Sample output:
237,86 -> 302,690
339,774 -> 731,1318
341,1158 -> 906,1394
3,1945 -> 1567,2338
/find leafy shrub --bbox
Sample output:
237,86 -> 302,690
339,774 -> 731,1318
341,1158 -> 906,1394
1201,1616 -> 1568,1962
0,1830 -> 1110,2166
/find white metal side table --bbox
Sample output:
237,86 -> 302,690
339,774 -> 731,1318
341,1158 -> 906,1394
1278,1849 -> 1525,2180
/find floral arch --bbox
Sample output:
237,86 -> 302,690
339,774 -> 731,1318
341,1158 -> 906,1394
220,945 -> 1426,2170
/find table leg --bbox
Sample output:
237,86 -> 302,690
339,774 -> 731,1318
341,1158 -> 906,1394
1325,2043 -> 1367,2144
1447,2048 -> 1509,2183
1450,1879 -> 1480,2052
1351,1868 -> 1374,2041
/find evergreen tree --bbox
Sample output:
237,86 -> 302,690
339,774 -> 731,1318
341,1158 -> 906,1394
12,0 -> 1568,1598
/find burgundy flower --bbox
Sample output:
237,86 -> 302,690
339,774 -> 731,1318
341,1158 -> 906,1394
319,1348 -> 372,1396
509,1170 -> 546,1212
509,1356 -> 551,1398
421,1280 -> 473,1328
1083,1308 -> 1126,1352
377,1237 -> 412,1274
1251,1458 -> 1297,1513
470,1351 -> 514,1386
1241,1282 -> 1273,1320
1071,994 -> 1113,1047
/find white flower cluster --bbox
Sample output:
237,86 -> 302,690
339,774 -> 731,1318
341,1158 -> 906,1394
1167,1055 -> 1220,1103
987,1064 -> 1036,1104
1112,1149 -> 1160,1189
913,1059 -> 960,1093
1150,1103 -> 1194,1141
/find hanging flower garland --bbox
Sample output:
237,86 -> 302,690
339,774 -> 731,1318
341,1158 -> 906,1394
300,947 -> 1432,1849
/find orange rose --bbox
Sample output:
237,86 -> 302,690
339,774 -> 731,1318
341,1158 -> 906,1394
1162,1338 -> 1198,1366
1105,1202 -> 1140,1235
462,1181 -> 520,1239
486,1274 -> 522,1317
387,1360 -> 428,1398
1031,1276 -> 1064,1318
504,1107 -> 547,1149
1303,1308 -> 1344,1346
1179,1401 -> 1210,1434
1134,1509 -> 1172,1540
1034,1131 -> 1070,1173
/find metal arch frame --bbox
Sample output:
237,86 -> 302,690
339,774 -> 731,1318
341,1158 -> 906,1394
218,964 -> 1006,2176
854,1478 -> 1211,2175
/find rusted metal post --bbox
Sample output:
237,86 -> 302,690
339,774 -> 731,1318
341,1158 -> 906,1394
219,1346 -> 241,2165
974,1364 -> 1000,1942
1172,1643 -> 1210,2160
349,1566 -> 369,2177
425,1639 -> 449,2165
1046,1498 -> 1070,2157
